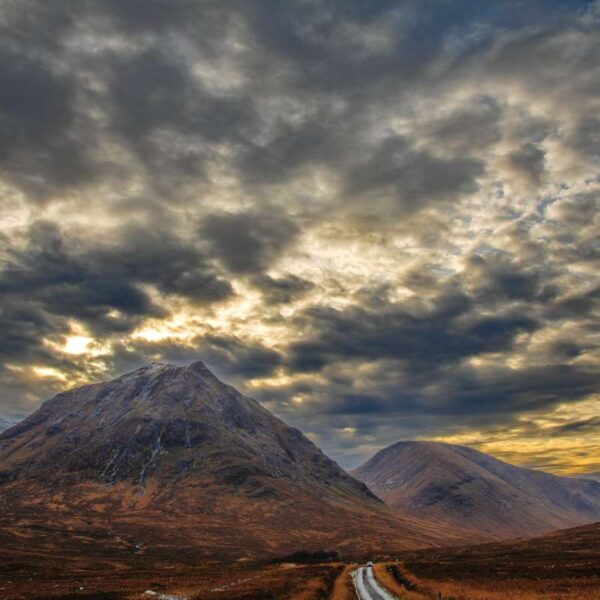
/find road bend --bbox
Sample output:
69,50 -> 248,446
354,565 -> 398,600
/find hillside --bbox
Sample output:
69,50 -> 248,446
353,441 -> 600,541
391,521 -> 600,599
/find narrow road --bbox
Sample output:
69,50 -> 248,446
354,565 -> 397,600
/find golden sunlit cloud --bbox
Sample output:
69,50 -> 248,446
63,336 -> 93,355
433,397 -> 600,476
31,366 -> 67,381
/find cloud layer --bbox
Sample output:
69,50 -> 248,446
1,0 -> 599,474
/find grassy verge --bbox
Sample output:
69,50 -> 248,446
330,564 -> 358,600
385,563 -> 600,600
373,564 -> 430,600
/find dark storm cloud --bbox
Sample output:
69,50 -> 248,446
251,274 -> 315,304
0,222 -> 160,328
504,143 -> 547,186
0,0 -> 256,202
0,300 -> 56,363
258,353 -> 600,437
286,291 -> 537,374
237,117 -> 342,186
0,0 -> 590,206
239,0 -> 573,93
549,416 -> 600,435
547,285 -> 600,319
568,117 -> 600,161
197,334 -> 282,379
103,0 -> 203,31
1,221 -> 158,334
109,49 -> 190,141
2,221 -> 232,312
0,39 -> 93,198
95,225 -> 233,304
253,354 -> 600,471
107,47 -> 256,187
424,96 -> 503,154
0,220 -> 232,365
202,210 -> 299,274
548,340 -> 586,360
428,363 -> 600,416
346,135 -> 484,212
465,253 -> 557,304
323,393 -> 391,416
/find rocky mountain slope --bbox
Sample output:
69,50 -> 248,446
353,441 -> 600,541
0,362 -> 459,558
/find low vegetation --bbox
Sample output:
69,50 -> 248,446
380,522 -> 600,600
373,564 -> 429,599
330,565 -> 357,600
0,554 -> 344,600
2,524 -> 598,599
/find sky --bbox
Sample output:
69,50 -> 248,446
0,0 -> 599,476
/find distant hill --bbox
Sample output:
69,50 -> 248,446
353,441 -> 600,541
0,362 -> 460,559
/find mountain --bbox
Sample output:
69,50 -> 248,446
352,441 -> 600,541
0,362 -> 457,559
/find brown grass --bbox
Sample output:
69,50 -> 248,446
374,558 -> 600,600
3,522 -> 598,599
0,555 -> 344,600
330,564 -> 358,600
387,522 -> 600,600
184,562 -> 343,600
373,563 -> 429,599
397,571 -> 600,600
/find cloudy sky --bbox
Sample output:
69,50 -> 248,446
1,0 -> 599,476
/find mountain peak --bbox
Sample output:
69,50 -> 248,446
119,360 -> 220,383
102,360 -> 227,407
125,361 -> 174,374
187,359 -> 220,378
